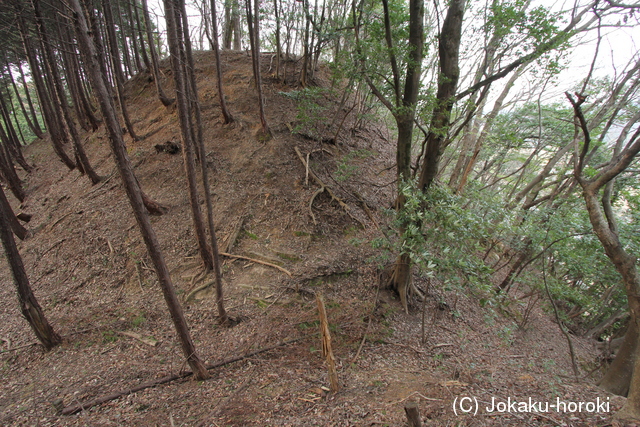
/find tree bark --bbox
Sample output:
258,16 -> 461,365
68,0 -> 209,380
4,60 -> 43,139
102,0 -> 140,141
211,0 -> 233,124
0,181 -> 27,240
245,0 -> 270,138
141,0 -> 174,107
164,0 -> 214,271
33,0 -> 101,185
16,11 -> 76,171
0,126 -> 27,203
16,62 -> 44,138
0,185 -> 60,350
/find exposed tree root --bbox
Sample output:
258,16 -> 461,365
221,252 -> 292,277
294,146 -> 365,228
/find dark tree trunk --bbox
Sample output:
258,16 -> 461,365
0,127 -> 27,203
115,0 -> 134,77
223,0 -> 241,50
273,0 -> 281,81
141,0 -> 175,106
32,0 -> 101,185
417,0 -> 465,193
164,0 -> 214,271
16,11 -> 76,171
125,0 -> 143,73
102,0 -> 140,141
4,60 -> 42,139
245,0 -> 270,138
16,62 -> 44,138
383,0 -> 425,311
0,185 -> 60,350
68,0 -> 209,380
211,0 -> 233,123
0,93 -> 32,172
133,0 -> 152,71
300,0 -> 311,87
0,181 -> 27,240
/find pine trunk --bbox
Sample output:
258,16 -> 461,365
69,0 -> 209,380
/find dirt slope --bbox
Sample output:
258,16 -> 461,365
0,50 -> 621,426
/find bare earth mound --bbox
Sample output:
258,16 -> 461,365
0,51 -> 621,426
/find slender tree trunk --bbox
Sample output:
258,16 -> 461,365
0,181 -> 27,240
245,0 -> 270,138
133,0 -> 152,71
0,126 -> 27,203
69,0 -> 209,380
300,0 -> 311,87
125,0 -> 143,73
386,0 -> 425,311
4,61 -> 42,139
211,0 -> 233,123
164,0 -> 214,271
16,62 -> 44,138
142,0 -> 175,106
16,12 -> 76,171
456,67 -> 522,193
0,185 -> 60,350
0,94 -> 32,172
102,0 -> 140,141
273,0 -> 281,81
32,0 -> 101,185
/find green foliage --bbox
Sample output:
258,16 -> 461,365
280,87 -> 330,139
334,149 -> 374,182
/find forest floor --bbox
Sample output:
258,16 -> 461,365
0,50 -> 624,426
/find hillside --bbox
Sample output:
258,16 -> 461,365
0,50 -> 621,426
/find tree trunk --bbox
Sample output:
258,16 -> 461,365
69,0 -> 209,380
0,94 -> 32,172
141,0 -> 175,107
32,0 -> 101,185
0,185 -> 60,350
416,0 -> 465,193
273,0 -> 281,81
245,0 -> 270,138
0,182 -> 27,240
16,62 -> 44,138
133,0 -> 152,71
4,60 -> 43,139
0,127 -> 27,203
456,67 -> 522,193
16,12 -> 76,171
102,0 -> 140,141
211,0 -> 233,124
164,0 -> 214,271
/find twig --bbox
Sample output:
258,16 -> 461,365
221,252 -> 292,277
61,335 -> 310,415
351,286 -> 379,364
387,391 -> 442,406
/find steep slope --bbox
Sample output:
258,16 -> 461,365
0,51 -> 619,426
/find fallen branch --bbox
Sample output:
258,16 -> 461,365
221,252 -> 292,277
61,335 -> 309,415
